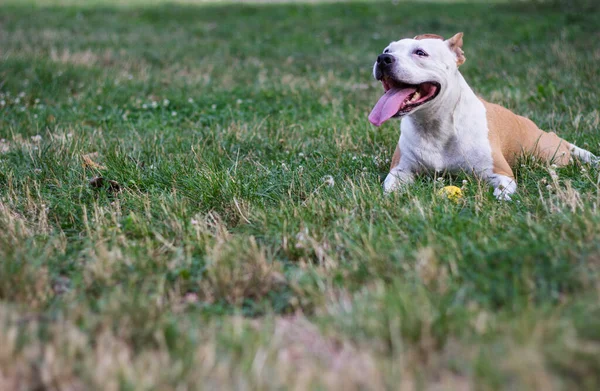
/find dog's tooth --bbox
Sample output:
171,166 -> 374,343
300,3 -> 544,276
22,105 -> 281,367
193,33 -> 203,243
410,92 -> 420,102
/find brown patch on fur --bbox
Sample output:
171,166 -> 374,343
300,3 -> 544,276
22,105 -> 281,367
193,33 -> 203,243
481,98 -> 571,178
447,32 -> 466,66
390,144 -> 402,170
414,34 -> 443,41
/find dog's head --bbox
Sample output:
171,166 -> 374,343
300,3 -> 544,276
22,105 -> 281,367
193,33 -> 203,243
368,33 -> 465,126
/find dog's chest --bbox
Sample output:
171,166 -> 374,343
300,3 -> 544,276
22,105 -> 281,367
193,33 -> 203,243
400,110 -> 493,173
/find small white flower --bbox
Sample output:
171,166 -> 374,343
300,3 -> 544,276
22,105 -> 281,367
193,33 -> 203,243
362,167 -> 367,171
19,106 -> 25,112
546,185 -> 552,190
97,105 -> 102,111
127,74 -> 133,80
550,164 -> 558,168
581,167 -> 587,173
18,91 -> 25,98
211,104 -> 217,110
34,168 -> 42,174
298,152 -> 304,157
67,133 -> 73,138
171,111 -> 177,116
33,114 -> 38,118
236,99 -> 243,104
34,98 -> 40,104
142,104 -> 148,109
31,135 -> 42,143
163,99 -> 170,106
322,175 -> 335,187
15,98 -> 20,104
462,179 -> 468,185
437,177 -> 444,182
0,100 -> 5,106
191,219 -> 199,226
188,98 -> 194,103
352,156 -> 357,160
151,101 -> 158,109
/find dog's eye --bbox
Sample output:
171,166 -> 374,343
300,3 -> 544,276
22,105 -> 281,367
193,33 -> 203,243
414,49 -> 428,57
383,48 -> 390,54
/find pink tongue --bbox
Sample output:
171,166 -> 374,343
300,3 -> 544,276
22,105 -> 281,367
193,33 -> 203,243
368,87 -> 416,126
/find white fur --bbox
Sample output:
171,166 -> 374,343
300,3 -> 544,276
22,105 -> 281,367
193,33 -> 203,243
378,37 -> 515,200
570,144 -> 598,165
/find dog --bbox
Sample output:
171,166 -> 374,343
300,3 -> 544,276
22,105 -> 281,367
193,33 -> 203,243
368,32 -> 596,200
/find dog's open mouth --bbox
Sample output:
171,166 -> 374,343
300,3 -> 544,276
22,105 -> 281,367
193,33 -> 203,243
368,77 -> 440,126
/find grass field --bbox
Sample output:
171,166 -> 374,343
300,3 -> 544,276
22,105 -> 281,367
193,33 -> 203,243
1,0 -> 600,389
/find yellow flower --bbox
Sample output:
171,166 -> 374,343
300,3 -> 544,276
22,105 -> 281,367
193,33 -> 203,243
437,186 -> 463,203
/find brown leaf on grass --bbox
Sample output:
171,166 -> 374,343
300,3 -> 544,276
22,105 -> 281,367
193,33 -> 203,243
89,176 -> 105,188
106,180 -> 121,192
82,153 -> 106,170
89,177 -> 121,193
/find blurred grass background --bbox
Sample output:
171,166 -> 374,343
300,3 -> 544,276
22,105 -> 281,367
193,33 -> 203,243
0,0 -> 599,389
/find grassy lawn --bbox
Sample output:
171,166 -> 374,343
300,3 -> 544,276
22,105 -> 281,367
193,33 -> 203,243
1,0 -> 599,389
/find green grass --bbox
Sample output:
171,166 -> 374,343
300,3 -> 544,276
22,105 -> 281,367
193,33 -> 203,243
1,0 -> 599,389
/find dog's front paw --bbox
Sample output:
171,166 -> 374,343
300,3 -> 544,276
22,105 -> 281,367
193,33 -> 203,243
383,171 -> 413,194
493,187 -> 512,201
493,182 -> 516,201
383,175 -> 402,194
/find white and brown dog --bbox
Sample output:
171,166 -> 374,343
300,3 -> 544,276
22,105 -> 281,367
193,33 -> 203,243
369,32 -> 596,200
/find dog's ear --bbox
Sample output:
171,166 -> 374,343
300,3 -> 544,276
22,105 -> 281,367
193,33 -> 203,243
414,33 -> 444,41
446,32 -> 466,66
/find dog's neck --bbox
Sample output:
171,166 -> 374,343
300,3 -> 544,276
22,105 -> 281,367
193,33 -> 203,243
404,71 -> 474,139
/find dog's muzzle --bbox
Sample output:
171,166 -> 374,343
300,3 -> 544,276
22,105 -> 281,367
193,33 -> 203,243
375,54 -> 395,79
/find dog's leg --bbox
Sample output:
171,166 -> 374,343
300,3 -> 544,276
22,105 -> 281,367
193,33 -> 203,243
531,130 -> 598,166
570,144 -> 598,165
485,154 -> 517,201
384,144 -> 414,193
518,117 -> 598,166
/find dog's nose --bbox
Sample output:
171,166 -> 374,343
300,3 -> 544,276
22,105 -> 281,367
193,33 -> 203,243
377,53 -> 395,67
